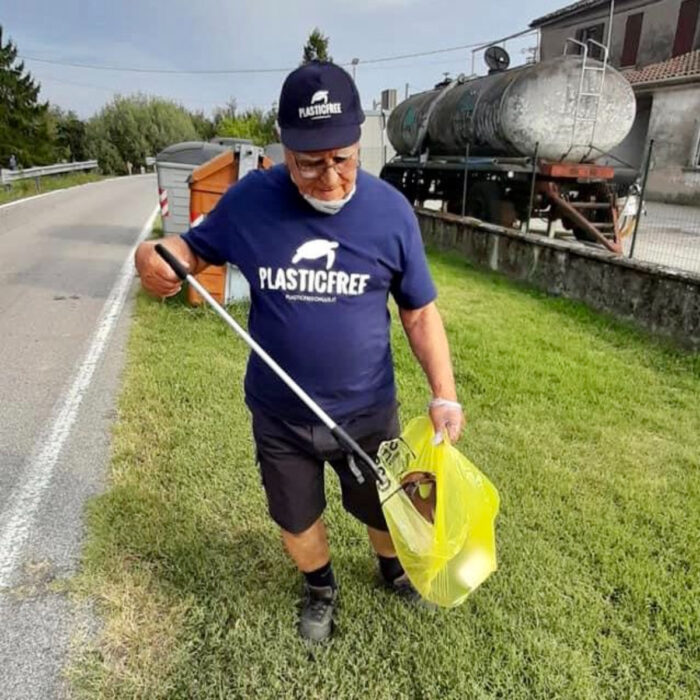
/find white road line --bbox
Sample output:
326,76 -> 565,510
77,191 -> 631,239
0,204 -> 159,588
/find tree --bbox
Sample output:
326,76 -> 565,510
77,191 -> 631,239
85,94 -> 198,174
0,25 -> 55,167
189,110 -> 216,141
302,28 -> 332,63
50,106 -> 87,161
216,107 -> 277,146
212,98 -> 238,130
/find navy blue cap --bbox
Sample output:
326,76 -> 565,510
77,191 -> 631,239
278,61 -> 365,152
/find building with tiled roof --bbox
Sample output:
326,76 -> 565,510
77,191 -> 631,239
534,0 -> 700,69
532,0 -> 700,203
623,49 -> 700,87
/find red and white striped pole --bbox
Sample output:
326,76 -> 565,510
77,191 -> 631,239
158,187 -> 169,217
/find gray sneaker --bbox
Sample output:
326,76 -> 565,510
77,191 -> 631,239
386,572 -> 422,604
388,573 -> 438,610
299,584 -> 337,642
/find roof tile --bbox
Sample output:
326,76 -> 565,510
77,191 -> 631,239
624,50 -> 700,86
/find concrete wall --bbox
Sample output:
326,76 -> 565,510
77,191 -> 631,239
417,209 -> 700,348
538,0 -> 699,68
360,110 -> 395,177
644,84 -> 700,202
607,85 -> 700,203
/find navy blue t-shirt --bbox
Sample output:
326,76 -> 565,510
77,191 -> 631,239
182,165 -> 436,423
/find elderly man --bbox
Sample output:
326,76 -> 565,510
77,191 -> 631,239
135,61 -> 464,642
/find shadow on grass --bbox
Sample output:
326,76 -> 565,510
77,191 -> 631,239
101,475 -> 387,612
95,478 -> 423,669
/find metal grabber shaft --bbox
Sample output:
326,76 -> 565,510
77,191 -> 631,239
154,243 -> 391,489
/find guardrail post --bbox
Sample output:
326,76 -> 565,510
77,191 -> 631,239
34,176 -> 41,193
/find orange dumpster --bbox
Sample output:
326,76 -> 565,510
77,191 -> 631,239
187,147 -> 272,306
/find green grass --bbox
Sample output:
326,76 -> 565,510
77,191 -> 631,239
68,249 -> 700,699
0,171 -> 105,205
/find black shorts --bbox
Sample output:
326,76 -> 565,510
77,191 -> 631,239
251,401 -> 400,534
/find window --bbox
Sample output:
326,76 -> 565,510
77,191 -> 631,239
672,0 -> 700,57
620,13 -> 644,66
575,23 -> 606,59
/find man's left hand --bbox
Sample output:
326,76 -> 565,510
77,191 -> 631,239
429,398 -> 465,445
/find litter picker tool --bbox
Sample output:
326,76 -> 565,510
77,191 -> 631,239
155,243 -> 499,606
154,243 -> 392,490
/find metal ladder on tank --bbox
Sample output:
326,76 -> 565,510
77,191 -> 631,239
564,38 -> 609,161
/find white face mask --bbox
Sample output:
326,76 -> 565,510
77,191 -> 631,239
302,185 -> 356,215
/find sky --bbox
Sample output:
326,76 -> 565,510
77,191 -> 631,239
2,0 -> 567,118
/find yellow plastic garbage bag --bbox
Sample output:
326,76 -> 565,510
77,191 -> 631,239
376,416 -> 500,608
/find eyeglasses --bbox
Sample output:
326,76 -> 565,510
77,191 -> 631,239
293,151 -> 358,179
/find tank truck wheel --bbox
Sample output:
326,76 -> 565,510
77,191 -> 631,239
466,181 -> 516,227
497,200 -> 518,229
561,217 -> 574,231
445,197 -> 471,216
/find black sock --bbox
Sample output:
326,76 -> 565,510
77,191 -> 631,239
304,561 -> 336,590
378,554 -> 404,583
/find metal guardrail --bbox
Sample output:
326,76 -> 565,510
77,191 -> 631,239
0,160 -> 99,186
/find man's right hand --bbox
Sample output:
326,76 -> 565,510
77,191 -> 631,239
134,237 -> 202,298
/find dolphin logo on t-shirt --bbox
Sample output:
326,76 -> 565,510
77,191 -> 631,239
292,239 -> 339,270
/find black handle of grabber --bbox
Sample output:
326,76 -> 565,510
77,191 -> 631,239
155,243 -> 189,281
331,425 -> 389,488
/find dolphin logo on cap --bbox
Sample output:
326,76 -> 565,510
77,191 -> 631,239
310,90 -> 329,105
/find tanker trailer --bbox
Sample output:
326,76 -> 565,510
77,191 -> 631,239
380,47 -> 638,253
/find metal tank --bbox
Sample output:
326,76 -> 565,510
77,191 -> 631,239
387,56 -> 636,163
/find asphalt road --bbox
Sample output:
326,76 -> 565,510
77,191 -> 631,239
0,175 -> 158,699
626,201 -> 700,274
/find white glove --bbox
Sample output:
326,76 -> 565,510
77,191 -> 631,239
428,398 -> 464,445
